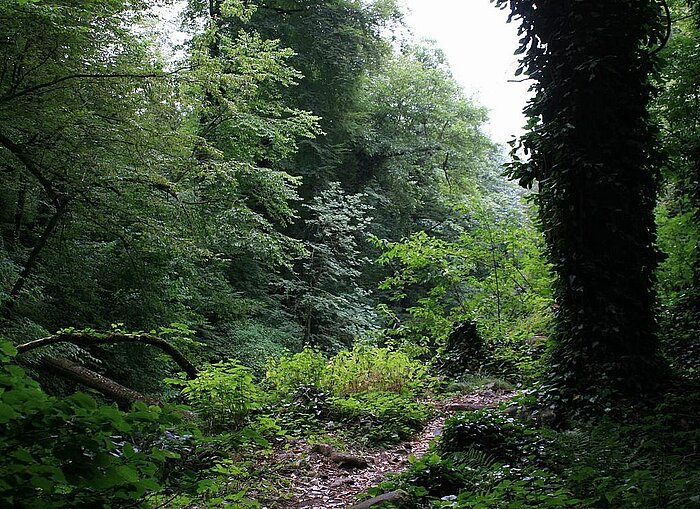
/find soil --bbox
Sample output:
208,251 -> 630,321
257,387 -> 516,509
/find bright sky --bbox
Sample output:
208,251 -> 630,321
400,0 -> 530,145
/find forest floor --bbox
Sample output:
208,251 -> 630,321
253,387 -> 516,509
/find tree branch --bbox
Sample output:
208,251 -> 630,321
17,332 -> 199,379
258,4 -> 306,14
3,199 -> 68,315
651,0 -> 672,56
0,130 -> 62,205
0,68 -> 188,104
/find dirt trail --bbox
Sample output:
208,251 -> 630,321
265,388 -> 515,509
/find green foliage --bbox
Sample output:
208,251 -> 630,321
350,42 -> 496,239
271,385 -> 333,437
237,0 -> 397,202
656,202 -> 699,304
278,182 -> 377,349
379,449 -> 579,508
0,340 -> 183,508
652,0 -> 700,375
430,466 -> 581,509
324,345 -> 427,396
265,346 -> 327,396
262,344 -> 431,442
171,361 -> 261,432
439,409 -> 546,465
373,199 -> 552,381
0,0 -> 318,388
365,389 -> 700,509
200,317 -> 304,376
549,390 -> 700,509
328,391 -> 431,444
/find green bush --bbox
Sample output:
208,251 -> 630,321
379,450 -> 579,508
430,466 -> 581,508
402,451 -> 484,497
264,346 -> 327,398
263,384 -> 334,438
0,340 -> 184,508
201,318 -> 304,375
262,345 -> 431,440
439,409 -> 546,465
328,391 -> 431,444
323,345 -> 426,396
171,360 -> 261,432
553,414 -> 700,509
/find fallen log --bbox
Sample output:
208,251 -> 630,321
311,443 -> 369,469
42,356 -> 163,409
17,332 -> 198,379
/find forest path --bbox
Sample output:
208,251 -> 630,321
264,387 -> 516,509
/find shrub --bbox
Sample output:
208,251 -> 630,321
270,385 -> 332,438
329,391 -> 431,444
171,360 -> 261,432
0,340 -> 183,508
264,346 -> 327,398
323,345 -> 426,396
553,414 -> 700,509
440,409 -> 546,465
201,319 -> 304,375
430,466 -> 581,508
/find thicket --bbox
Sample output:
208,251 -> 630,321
362,387 -> 700,509
1,338 -> 435,506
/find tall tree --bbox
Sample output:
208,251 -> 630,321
0,0 -> 320,388
0,0 -> 186,319
494,0 -> 667,412
346,43 -> 498,240
234,0 -> 397,197
278,182 -> 376,349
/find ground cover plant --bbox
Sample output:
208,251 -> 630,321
358,386 -> 700,509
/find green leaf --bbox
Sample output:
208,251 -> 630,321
0,342 -> 18,359
116,465 -> 139,483
0,402 -> 19,423
67,392 -> 97,410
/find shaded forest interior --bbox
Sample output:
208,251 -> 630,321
1,0 -> 699,507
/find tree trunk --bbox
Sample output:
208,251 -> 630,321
5,200 -> 67,312
496,0 -> 666,412
42,356 -> 162,409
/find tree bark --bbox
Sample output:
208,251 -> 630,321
13,175 -> 26,245
42,356 -> 163,409
495,0 -> 666,411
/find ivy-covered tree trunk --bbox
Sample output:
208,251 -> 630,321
495,0 -> 667,410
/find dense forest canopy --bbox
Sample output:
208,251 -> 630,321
0,0 -> 699,507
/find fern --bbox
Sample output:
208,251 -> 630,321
452,448 -> 496,470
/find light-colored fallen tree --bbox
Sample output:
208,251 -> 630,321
42,356 -> 163,409
17,331 -> 198,379
16,331 -> 199,408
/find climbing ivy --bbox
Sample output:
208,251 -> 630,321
492,0 -> 668,413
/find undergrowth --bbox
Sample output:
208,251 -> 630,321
1,339 -> 435,508
361,387 -> 700,509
